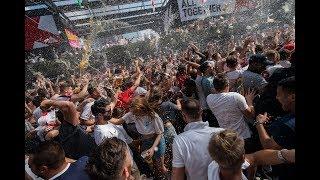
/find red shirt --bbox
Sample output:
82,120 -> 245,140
176,74 -> 187,89
116,88 -> 135,109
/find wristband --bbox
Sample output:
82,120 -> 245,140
278,149 -> 289,163
253,120 -> 264,126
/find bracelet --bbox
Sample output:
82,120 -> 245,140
253,120 -> 264,126
278,149 -> 289,163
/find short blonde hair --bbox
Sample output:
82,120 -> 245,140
208,129 -> 245,170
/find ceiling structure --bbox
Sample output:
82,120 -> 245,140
25,0 -> 170,37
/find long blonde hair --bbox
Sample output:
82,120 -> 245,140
130,97 -> 156,119
147,87 -> 164,115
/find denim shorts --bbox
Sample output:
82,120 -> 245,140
141,135 -> 166,160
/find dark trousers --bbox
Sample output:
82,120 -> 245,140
129,143 -> 154,178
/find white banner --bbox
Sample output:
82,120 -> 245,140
177,0 -> 236,22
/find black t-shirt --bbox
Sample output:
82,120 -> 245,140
55,122 -> 97,160
56,156 -> 90,180
268,114 -> 295,149
268,67 -> 295,85
267,114 -> 295,180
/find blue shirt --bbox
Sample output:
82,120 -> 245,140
267,114 -> 295,180
201,76 -> 214,97
268,114 -> 295,149
56,156 -> 90,180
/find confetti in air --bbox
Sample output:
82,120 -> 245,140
282,3 -> 290,13
267,17 -> 275,23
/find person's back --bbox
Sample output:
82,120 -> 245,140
241,70 -> 267,92
171,98 -> 224,180
241,54 -> 272,93
55,156 -> 90,180
57,122 -> 97,160
173,123 -> 224,180
226,70 -> 243,81
207,92 -> 251,139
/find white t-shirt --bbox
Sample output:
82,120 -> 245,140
94,123 -> 133,145
207,161 -> 248,180
35,110 -> 58,141
226,70 -> 243,81
172,121 -> 224,180
36,111 -> 56,126
206,92 -> 251,139
267,64 -> 284,76
279,60 -> 291,68
80,102 -> 94,121
121,112 -> 164,135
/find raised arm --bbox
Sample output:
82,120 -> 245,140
180,57 -> 200,68
45,79 -> 55,98
55,75 -> 61,85
25,102 -> 33,117
71,78 -> 89,103
254,113 -> 282,150
40,99 -> 79,126
189,43 -> 205,58
129,73 -> 142,92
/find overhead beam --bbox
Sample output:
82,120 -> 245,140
40,0 -> 73,25
77,19 -> 163,37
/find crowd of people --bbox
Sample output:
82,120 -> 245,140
25,23 -> 295,180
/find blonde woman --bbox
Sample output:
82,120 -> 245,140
109,97 -> 167,178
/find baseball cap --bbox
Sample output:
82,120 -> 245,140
249,54 -> 274,66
